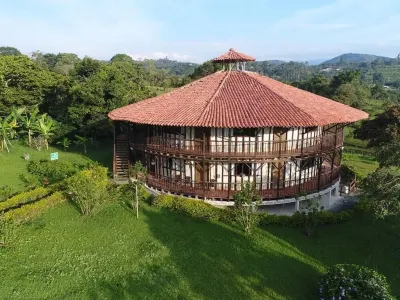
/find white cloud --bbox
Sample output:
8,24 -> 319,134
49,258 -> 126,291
0,1 -> 163,59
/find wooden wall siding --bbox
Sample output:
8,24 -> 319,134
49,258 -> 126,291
139,126 -> 343,159
147,167 -> 340,200
120,123 -> 344,200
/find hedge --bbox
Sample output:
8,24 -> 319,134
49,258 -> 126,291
258,210 -> 354,229
151,194 -> 354,228
152,195 -> 235,224
3,192 -> 65,224
0,187 -> 52,212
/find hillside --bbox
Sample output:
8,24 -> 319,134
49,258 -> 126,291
136,58 -> 198,76
322,53 -> 393,65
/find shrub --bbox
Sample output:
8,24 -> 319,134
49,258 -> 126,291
65,166 -> 110,215
258,210 -> 353,229
318,264 -> 395,299
27,159 -> 80,184
0,187 -> 51,212
3,192 -> 65,224
19,173 -> 40,189
0,185 -> 14,202
233,181 -> 261,234
115,184 -> 151,209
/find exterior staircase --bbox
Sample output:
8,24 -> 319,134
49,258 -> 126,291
114,135 -> 129,179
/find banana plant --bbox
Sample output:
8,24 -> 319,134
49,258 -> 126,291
19,106 -> 39,147
34,114 -> 56,150
74,135 -> 88,154
57,137 -> 71,151
0,114 -> 16,152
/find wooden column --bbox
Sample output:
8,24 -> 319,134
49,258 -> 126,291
276,131 -> 282,198
202,132 -> 206,200
330,125 -> 338,183
298,128 -> 305,193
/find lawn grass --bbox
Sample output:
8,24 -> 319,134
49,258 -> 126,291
1,202 -> 399,299
0,141 -> 113,192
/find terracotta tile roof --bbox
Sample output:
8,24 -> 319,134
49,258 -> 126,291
108,71 -> 368,128
212,48 -> 255,62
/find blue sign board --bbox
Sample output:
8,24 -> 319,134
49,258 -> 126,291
50,152 -> 59,161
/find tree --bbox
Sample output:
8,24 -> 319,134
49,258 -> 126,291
189,61 -> 220,80
129,161 -> 148,219
34,114 -> 56,150
110,54 -> 133,63
362,168 -> 400,218
376,141 -> 400,168
372,72 -> 385,85
233,181 -> 261,234
355,105 -> 400,147
0,46 -> 21,56
0,55 -> 56,113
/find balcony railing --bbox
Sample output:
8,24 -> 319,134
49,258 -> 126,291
146,168 -> 340,200
132,132 -> 343,158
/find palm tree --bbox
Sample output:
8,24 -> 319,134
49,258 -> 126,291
18,106 -> 39,147
34,114 -> 56,150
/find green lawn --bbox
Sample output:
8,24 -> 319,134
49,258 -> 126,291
1,202 -> 399,299
343,126 -> 379,176
0,141 -> 113,192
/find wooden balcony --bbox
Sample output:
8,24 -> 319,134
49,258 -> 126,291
146,168 -> 340,201
132,132 -> 343,159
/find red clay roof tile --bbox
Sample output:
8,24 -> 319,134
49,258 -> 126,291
108,70 -> 368,128
212,48 -> 255,62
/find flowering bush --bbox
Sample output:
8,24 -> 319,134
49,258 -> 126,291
318,264 -> 394,299
65,166 -> 110,215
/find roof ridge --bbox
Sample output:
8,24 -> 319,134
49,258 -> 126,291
243,72 -> 319,125
197,71 -> 231,123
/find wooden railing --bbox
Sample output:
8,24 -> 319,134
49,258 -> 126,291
146,168 -> 340,200
132,132 -> 343,158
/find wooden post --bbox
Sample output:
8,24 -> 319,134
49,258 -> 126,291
135,184 -> 139,219
113,123 -> 116,178
202,132 -> 206,200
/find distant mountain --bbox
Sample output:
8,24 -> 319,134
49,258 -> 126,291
307,59 -> 327,65
266,60 -> 286,65
321,53 -> 393,65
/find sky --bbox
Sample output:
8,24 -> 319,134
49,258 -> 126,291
1,0 -> 400,63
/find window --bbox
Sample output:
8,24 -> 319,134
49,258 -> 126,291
235,163 -> 251,177
232,128 -> 257,137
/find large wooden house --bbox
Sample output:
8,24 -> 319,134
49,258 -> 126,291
108,49 -> 368,210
